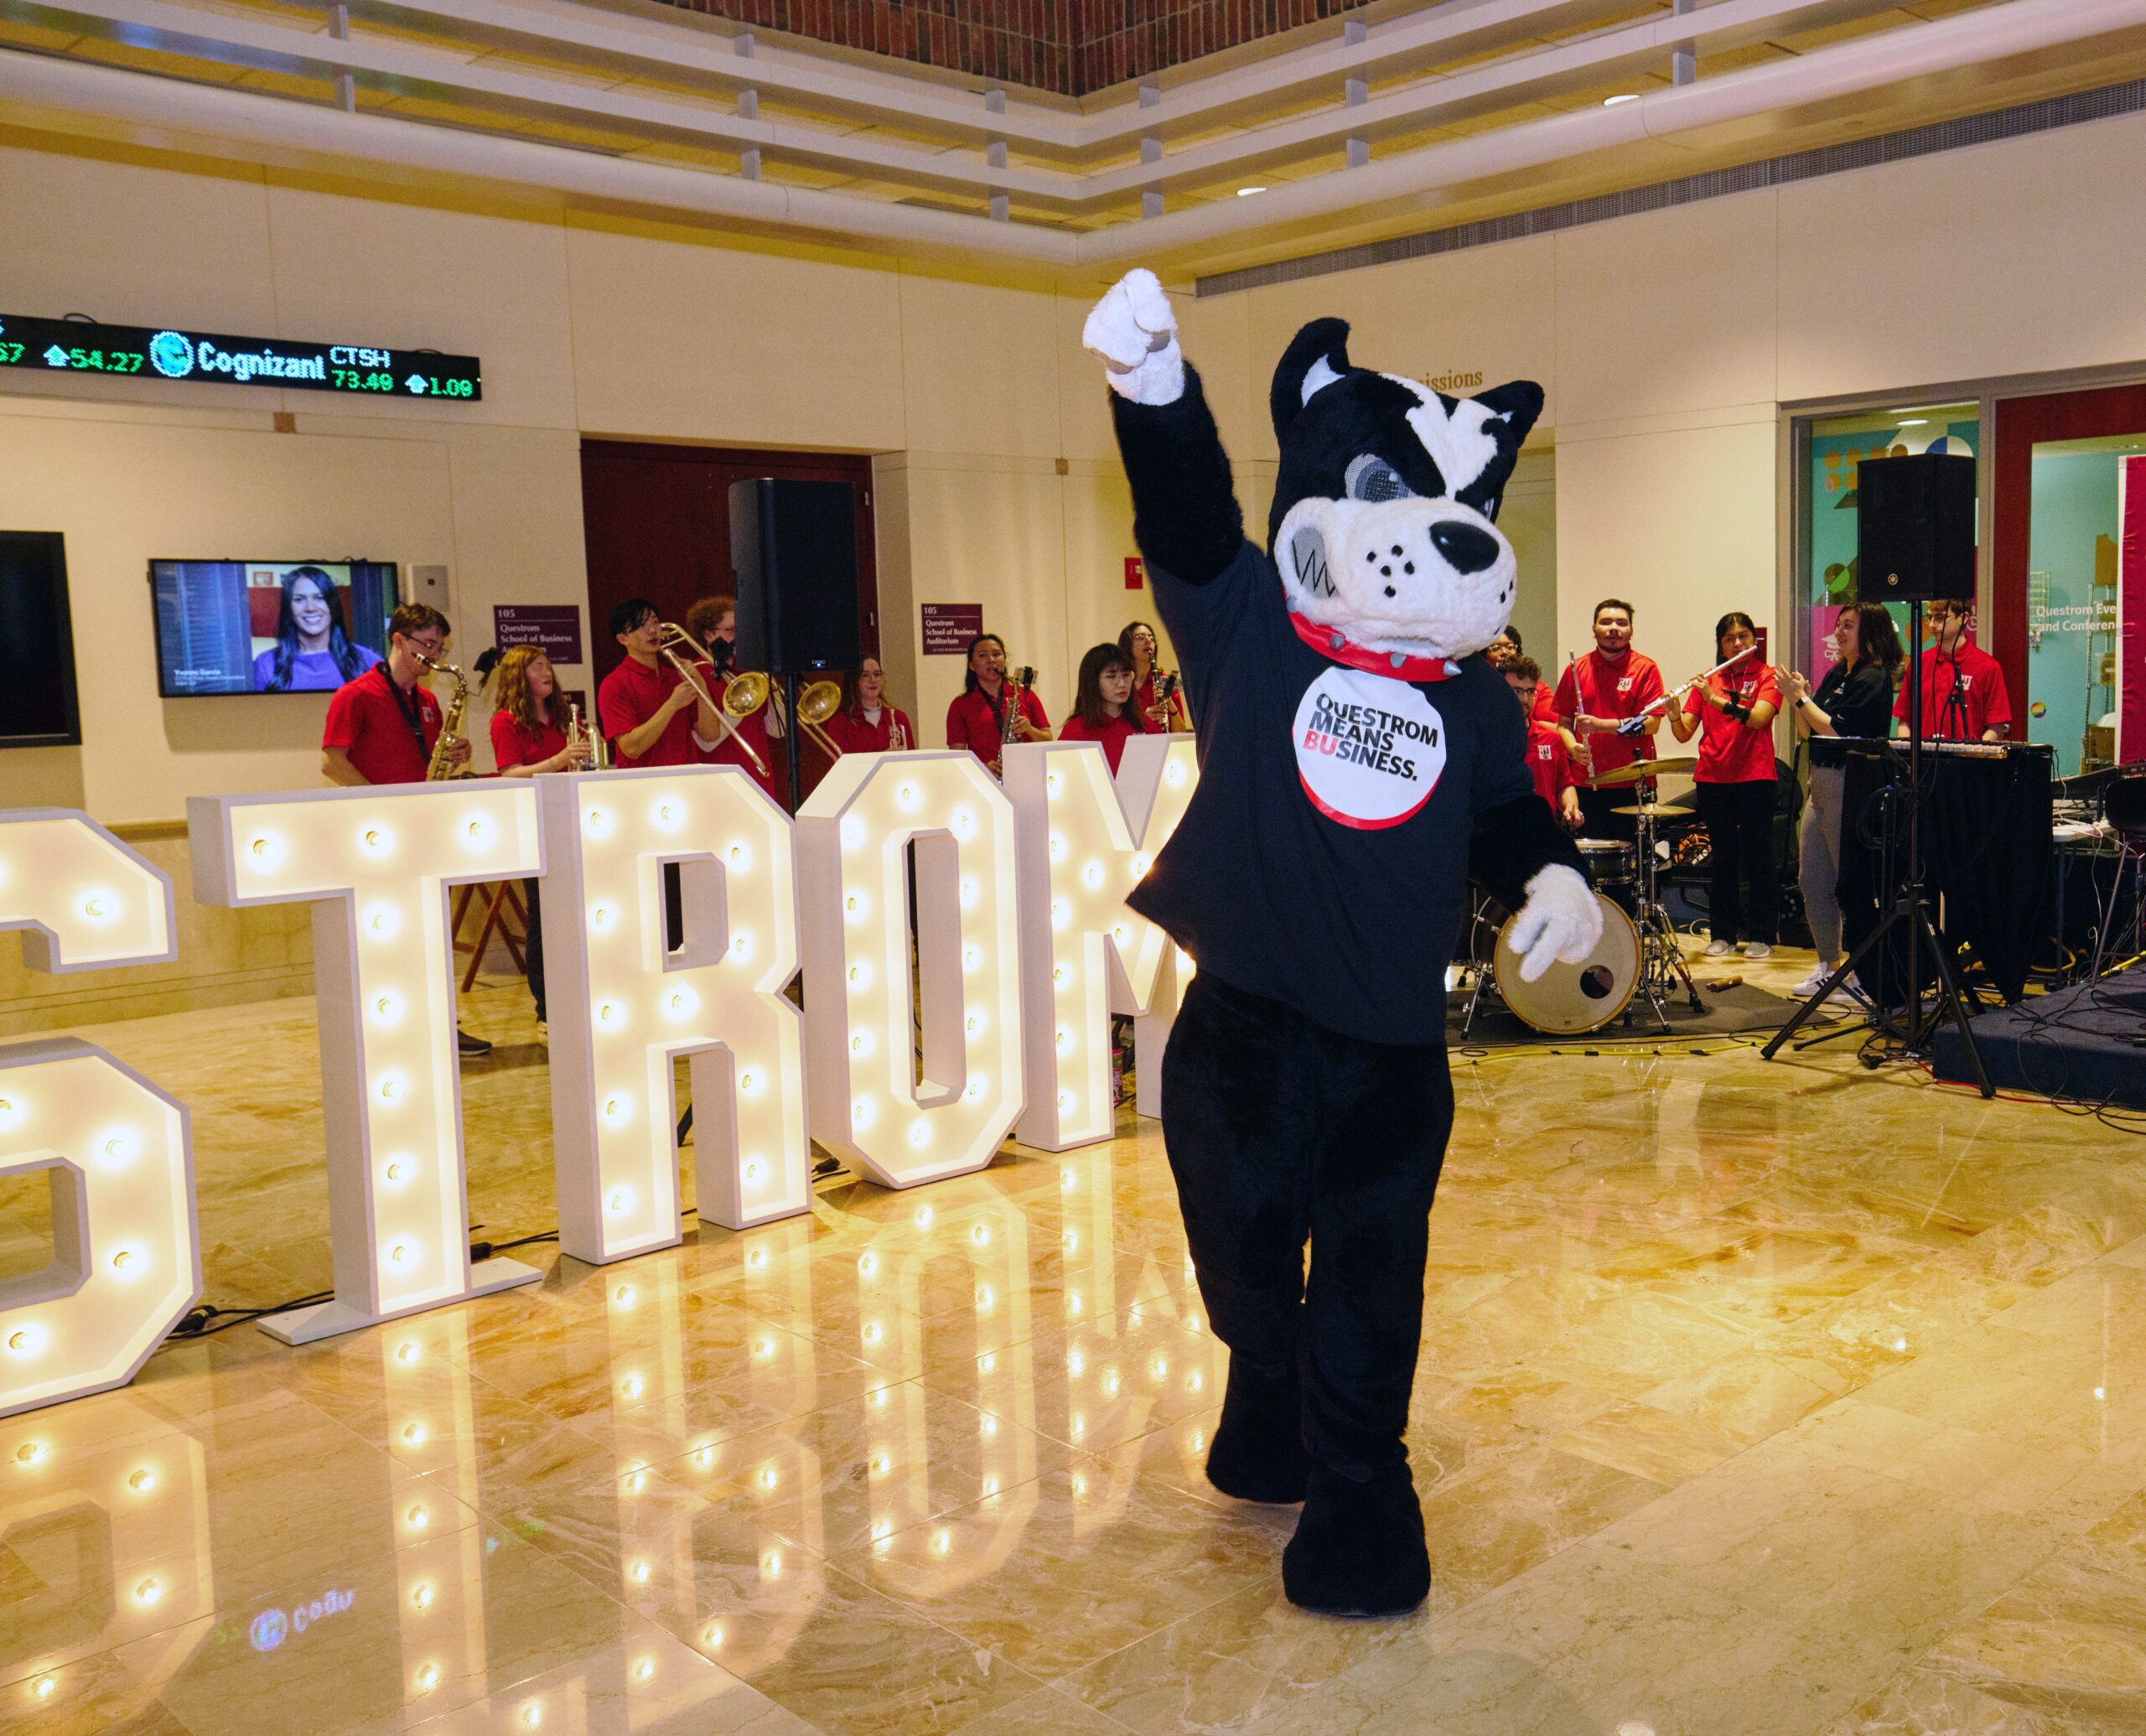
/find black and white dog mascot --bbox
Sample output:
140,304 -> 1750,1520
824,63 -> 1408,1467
1085,271 -> 1600,1615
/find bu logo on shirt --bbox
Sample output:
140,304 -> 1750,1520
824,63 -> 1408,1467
1616,676 -> 1634,693
1292,665 -> 1448,831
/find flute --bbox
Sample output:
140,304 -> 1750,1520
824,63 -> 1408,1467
1615,642 -> 1756,737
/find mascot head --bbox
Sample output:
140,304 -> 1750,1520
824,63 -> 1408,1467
1268,319 -> 1543,667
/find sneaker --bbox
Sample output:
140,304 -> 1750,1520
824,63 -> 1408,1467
534,1019 -> 547,1042
1790,969 -> 1833,998
456,1028 -> 493,1058
1743,941 -> 1773,961
1703,938 -> 1734,958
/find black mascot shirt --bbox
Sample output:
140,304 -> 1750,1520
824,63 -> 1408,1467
1128,537 -> 1539,1046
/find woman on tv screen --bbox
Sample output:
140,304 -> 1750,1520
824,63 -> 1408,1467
252,566 -> 381,692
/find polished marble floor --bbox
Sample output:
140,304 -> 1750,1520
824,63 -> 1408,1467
6,952 -> 2146,1734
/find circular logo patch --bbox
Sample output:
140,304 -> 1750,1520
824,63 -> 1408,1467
148,331 -> 195,379
1292,665 -> 1447,830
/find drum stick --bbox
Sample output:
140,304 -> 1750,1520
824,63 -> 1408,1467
1615,643 -> 1756,738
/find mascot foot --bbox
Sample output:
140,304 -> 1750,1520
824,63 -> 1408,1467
1281,1463 -> 1430,1617
1205,1361 -> 1310,1504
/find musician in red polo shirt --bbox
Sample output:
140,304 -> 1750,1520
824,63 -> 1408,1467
489,645 -> 592,1035
1502,657 -> 1579,830
598,598 -> 723,769
1058,642 -> 1152,774
1488,625 -> 1559,728
1553,597 -> 1664,839
946,632 -> 1050,775
823,656 -> 915,755
1892,598 -> 2012,743
685,593 -> 782,802
320,601 -> 490,1056
1669,611 -> 1783,959
1118,619 -> 1190,733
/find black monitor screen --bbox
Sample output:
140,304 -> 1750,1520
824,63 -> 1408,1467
0,532 -> 82,749
150,560 -> 400,696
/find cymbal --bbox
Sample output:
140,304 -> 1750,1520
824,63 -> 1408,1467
1585,755 -> 1698,789
1612,801 -> 1693,819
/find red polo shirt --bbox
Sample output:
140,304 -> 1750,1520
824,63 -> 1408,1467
1523,718 -> 1574,814
1531,682 -> 1558,728
825,705 -> 916,755
1554,650 -> 1663,780
1058,709 -> 1148,774
491,708 -> 568,771
946,683 -> 1050,764
1683,662 -> 1782,785
707,674 -> 781,801
599,654 -> 711,769
1133,672 -> 1188,730
1893,642 -> 2012,741
324,663 -> 441,786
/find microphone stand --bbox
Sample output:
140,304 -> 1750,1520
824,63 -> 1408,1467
1761,597 -> 1992,1096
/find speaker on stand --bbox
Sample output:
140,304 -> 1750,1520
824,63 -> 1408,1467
1763,451 -> 1993,1096
729,478 -> 863,810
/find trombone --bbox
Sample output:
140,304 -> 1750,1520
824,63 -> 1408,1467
794,679 -> 844,761
658,623 -> 770,776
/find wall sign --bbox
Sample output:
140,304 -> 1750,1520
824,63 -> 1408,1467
0,314 -> 483,402
921,603 -> 984,655
493,605 -> 583,665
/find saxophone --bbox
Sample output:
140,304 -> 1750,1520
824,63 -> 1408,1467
417,654 -> 473,780
568,700 -> 609,770
994,666 -> 1037,779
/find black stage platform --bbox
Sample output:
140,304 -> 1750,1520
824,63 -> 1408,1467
1933,964 -> 2146,1108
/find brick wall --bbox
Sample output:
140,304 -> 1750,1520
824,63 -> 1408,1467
651,0 -> 1369,96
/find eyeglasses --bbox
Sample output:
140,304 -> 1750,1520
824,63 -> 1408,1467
402,635 -> 446,657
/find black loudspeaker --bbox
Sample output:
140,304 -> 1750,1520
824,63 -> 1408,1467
1856,452 -> 1977,603
728,479 -> 863,673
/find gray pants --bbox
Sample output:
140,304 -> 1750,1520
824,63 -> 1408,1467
1798,764 -> 1847,963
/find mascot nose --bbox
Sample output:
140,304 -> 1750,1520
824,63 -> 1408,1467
1429,521 -> 1501,575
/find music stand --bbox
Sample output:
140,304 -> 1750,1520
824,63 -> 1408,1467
1760,599 -> 1993,1096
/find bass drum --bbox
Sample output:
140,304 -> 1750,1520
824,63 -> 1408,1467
1494,894 -> 1640,1034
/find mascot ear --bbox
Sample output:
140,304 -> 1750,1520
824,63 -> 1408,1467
1454,379 -> 1546,521
1271,318 -> 1353,443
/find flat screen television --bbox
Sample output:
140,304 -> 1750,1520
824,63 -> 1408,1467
150,559 -> 400,697
0,531 -> 83,749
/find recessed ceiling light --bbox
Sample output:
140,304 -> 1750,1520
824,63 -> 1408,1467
1236,185 -> 1267,197
1604,93 -> 1640,106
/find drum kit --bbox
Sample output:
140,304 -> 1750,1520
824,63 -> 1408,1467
1462,754 -> 1708,1036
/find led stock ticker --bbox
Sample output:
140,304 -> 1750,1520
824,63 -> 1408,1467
542,766 -> 811,1258
189,785 -> 545,1345
0,314 -> 482,401
0,812 -> 200,1421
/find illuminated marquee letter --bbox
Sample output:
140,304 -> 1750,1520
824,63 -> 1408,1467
189,785 -> 543,1343
539,766 -> 808,1259
0,811 -> 200,1417
1004,738 -> 1197,1151
797,753 -> 1022,1187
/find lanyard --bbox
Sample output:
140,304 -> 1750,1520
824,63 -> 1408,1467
382,666 -> 428,759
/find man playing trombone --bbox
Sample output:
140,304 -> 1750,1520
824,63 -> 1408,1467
599,598 -> 728,769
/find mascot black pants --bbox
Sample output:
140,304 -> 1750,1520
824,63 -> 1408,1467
1160,972 -> 1453,1480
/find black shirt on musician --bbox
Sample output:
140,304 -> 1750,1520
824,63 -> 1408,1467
1807,661 -> 1895,768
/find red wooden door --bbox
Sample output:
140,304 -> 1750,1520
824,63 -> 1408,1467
578,440 -> 879,803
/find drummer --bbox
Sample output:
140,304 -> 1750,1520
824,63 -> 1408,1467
1554,599 -> 1664,839
1667,610 -> 1781,960
1504,658 -> 1580,832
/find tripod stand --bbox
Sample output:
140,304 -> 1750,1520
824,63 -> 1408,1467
1760,599 -> 1993,1096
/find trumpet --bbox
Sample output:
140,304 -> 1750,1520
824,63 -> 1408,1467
415,652 -> 474,780
567,700 -> 609,770
658,623 -> 769,775
795,679 -> 845,761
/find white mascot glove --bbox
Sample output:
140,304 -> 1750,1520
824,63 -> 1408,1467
1083,268 -> 1184,407
1506,864 -> 1603,984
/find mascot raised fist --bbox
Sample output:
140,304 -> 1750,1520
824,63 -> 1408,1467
1086,267 -> 1598,1616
